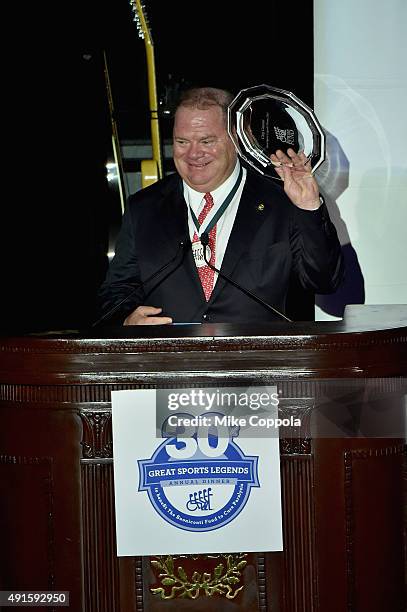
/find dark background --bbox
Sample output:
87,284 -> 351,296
3,0 -> 313,333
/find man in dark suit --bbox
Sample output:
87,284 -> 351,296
98,87 -> 343,325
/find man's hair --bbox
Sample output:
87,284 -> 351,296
175,87 -> 234,125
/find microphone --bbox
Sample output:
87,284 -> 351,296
200,232 -> 292,322
92,239 -> 191,328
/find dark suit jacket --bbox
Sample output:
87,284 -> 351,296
98,168 -> 343,323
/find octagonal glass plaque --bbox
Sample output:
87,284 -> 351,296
228,84 -> 325,181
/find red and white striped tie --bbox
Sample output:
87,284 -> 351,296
193,192 -> 216,301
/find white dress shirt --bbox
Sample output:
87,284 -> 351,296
183,161 -> 247,280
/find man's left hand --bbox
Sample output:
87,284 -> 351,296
270,148 -> 320,210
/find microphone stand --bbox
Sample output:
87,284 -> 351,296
92,240 -> 190,328
200,232 -> 292,323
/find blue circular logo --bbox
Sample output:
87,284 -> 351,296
138,420 -> 259,532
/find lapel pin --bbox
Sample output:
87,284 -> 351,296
257,203 -> 265,212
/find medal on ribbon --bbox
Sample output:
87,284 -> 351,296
192,241 -> 211,268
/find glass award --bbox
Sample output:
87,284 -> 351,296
227,84 -> 325,181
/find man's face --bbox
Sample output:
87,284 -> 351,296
173,105 -> 237,192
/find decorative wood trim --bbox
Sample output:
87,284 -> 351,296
81,462 -> 121,611
280,455 -> 317,611
0,330 -> 406,354
280,437 -> 312,456
79,410 -> 113,459
2,378 -> 404,404
147,553 -> 248,600
279,400 -> 313,455
257,553 -> 267,612
0,385 -> 140,402
134,557 -> 144,612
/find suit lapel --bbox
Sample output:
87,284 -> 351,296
158,177 -> 206,302
157,177 -> 187,243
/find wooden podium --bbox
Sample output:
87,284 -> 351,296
0,305 -> 406,612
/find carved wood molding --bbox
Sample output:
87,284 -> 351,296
2,378 -> 404,404
134,557 -> 144,612
81,462 -> 120,611
257,553 -> 267,611
279,400 -> 314,455
79,410 -> 113,459
0,385 -> 133,403
280,455 -> 317,611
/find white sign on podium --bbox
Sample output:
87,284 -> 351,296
112,387 -> 283,556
